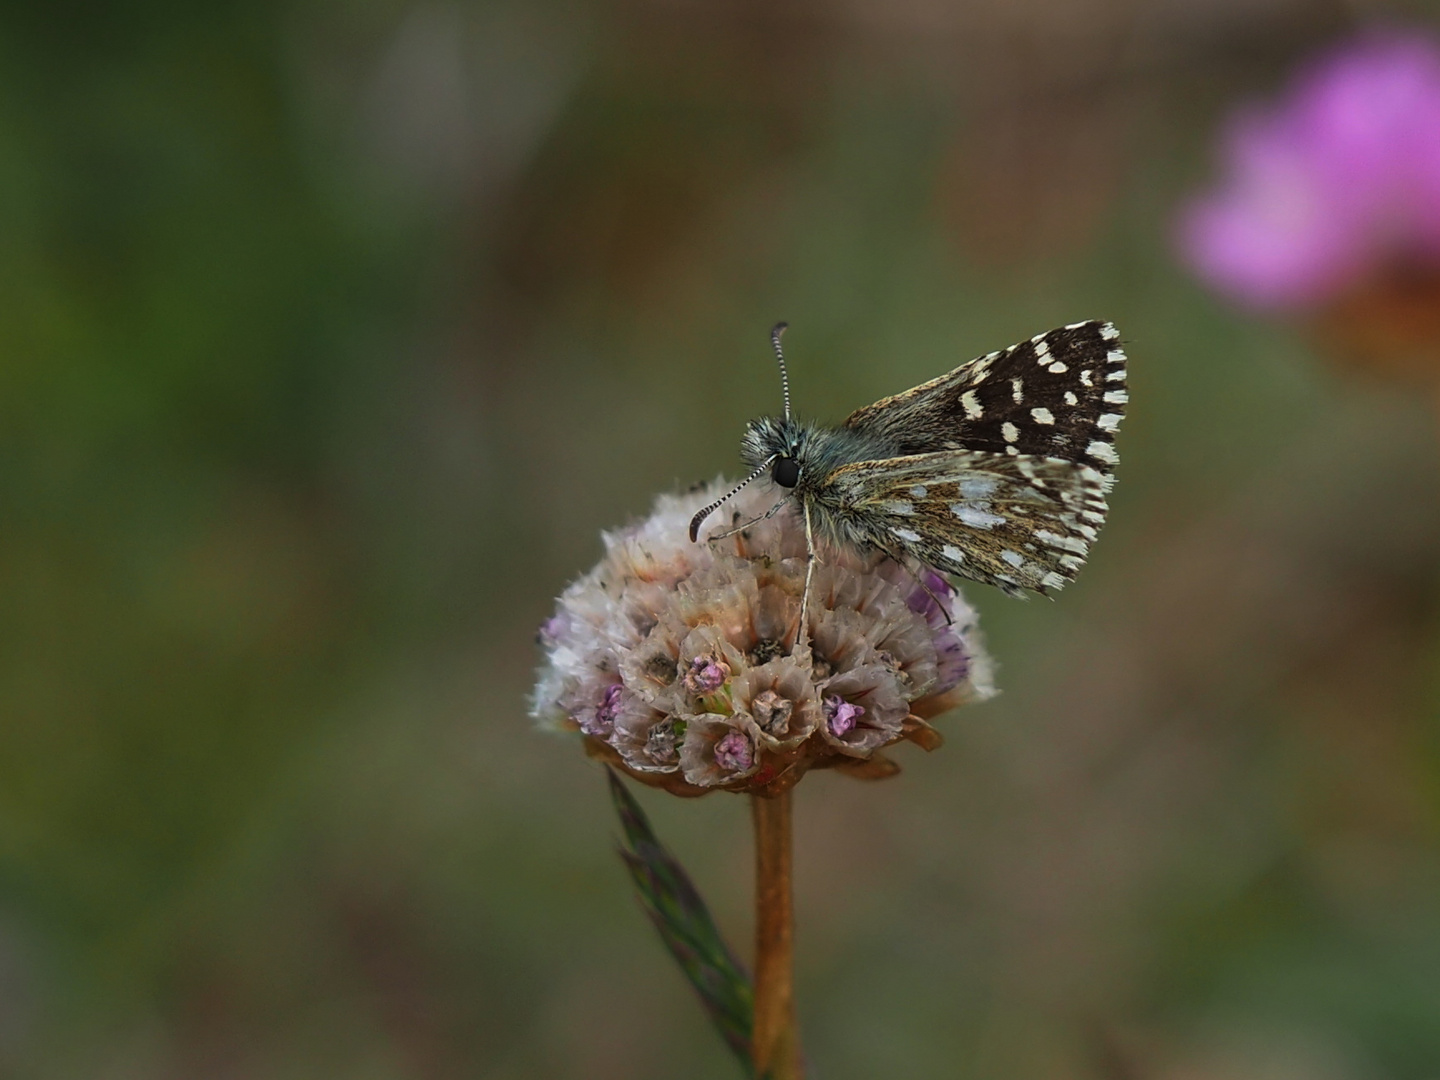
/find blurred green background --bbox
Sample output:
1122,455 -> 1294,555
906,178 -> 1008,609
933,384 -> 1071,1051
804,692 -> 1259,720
5,0 -> 1440,1076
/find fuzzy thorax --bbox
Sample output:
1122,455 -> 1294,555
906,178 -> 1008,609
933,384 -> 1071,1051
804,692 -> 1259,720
742,416 -> 896,485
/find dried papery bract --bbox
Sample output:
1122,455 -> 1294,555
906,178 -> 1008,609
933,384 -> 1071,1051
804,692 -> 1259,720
532,481 -> 996,1075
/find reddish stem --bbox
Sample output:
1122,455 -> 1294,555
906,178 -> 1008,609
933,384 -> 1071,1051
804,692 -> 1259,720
751,790 -> 803,1079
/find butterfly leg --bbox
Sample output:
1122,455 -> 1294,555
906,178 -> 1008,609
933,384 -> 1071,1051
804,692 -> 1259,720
909,569 -> 955,627
872,542 -> 955,627
798,499 -> 817,649
705,498 -> 789,542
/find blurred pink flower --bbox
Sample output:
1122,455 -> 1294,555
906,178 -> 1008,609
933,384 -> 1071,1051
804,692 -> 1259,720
1179,29 -> 1440,309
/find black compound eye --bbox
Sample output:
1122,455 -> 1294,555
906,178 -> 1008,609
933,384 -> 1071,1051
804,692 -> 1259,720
772,456 -> 800,488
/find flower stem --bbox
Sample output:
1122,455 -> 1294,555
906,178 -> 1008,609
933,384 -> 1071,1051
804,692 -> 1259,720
751,790 -> 803,1079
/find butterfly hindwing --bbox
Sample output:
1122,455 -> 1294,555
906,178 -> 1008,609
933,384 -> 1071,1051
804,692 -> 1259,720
814,449 -> 1112,598
843,321 -> 1126,483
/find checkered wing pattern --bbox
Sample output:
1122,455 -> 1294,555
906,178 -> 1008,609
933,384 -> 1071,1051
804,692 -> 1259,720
822,449 -> 1111,597
844,320 -> 1126,481
827,321 -> 1126,596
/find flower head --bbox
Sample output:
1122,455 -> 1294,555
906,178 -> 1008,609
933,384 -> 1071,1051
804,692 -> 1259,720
531,481 -> 995,796
1179,29 -> 1440,309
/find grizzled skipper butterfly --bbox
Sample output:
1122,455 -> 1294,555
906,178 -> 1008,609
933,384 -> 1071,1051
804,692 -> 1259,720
689,322 -> 1127,610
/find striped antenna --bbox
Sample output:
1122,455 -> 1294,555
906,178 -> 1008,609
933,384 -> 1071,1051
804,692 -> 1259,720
688,458 -> 776,542
770,322 -> 791,420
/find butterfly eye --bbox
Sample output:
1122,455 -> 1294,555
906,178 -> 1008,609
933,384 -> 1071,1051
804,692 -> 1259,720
772,456 -> 800,488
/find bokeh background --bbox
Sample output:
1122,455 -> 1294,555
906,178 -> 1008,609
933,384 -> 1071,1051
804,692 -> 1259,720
6,0 -> 1440,1077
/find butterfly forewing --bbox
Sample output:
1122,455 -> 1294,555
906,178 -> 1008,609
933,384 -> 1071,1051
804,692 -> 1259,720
821,450 -> 1112,597
843,321 -> 1126,482
804,320 -> 1129,596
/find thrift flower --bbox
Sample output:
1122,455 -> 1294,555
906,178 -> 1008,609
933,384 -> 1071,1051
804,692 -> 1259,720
1179,30 -> 1440,310
531,481 -> 995,797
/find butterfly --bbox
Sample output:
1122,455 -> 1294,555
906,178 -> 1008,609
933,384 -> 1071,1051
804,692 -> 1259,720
688,321 -> 1127,602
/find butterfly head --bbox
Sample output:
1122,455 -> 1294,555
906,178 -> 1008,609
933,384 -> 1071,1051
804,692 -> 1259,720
686,323 -> 812,544
741,414 -> 808,488
772,455 -> 800,488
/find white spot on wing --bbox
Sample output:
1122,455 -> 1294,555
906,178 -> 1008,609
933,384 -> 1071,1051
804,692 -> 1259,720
891,527 -> 921,543
884,501 -> 915,515
1080,370 -> 1093,387
961,390 -> 983,419
1106,368 -> 1127,382
1030,407 -> 1055,425
909,485 -> 928,499
1001,550 -> 1024,567
1064,391 -> 1078,405
1104,389 -> 1128,404
941,544 -> 966,563
1087,440 -> 1119,463
1001,422 -> 1019,443
1047,361 -> 1068,373
958,477 -> 996,498
1098,413 -> 1122,431
1100,323 -> 1120,341
1037,529 -> 1087,554
951,503 -> 1005,529
1011,378 -> 1023,403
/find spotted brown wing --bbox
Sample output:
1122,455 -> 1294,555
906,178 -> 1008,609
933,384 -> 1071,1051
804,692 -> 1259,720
843,321 -> 1126,484
816,449 -> 1112,598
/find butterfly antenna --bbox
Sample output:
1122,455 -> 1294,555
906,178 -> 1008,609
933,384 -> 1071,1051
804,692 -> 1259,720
770,322 -> 792,421
688,458 -> 776,542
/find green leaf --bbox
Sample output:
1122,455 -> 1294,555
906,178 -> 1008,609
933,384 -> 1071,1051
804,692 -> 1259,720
606,768 -> 755,1074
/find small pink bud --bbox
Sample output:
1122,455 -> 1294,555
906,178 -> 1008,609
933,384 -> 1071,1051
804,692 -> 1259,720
751,689 -> 795,737
582,684 -> 624,735
824,695 -> 866,737
714,731 -> 755,772
683,653 -> 731,695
